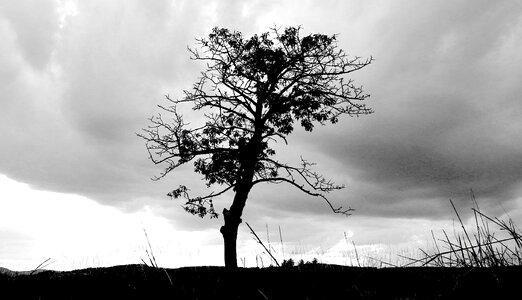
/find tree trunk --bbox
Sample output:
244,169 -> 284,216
220,208 -> 241,268
220,126 -> 261,268
220,185 -> 251,268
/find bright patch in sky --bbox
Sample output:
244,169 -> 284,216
56,0 -> 78,29
0,174 -> 220,271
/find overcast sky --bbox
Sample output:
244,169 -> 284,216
1,0 -> 522,270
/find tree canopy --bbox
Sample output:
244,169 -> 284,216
139,26 -> 372,267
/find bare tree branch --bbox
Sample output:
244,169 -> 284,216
139,26 -> 369,223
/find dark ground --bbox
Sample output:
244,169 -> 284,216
1,264 -> 521,299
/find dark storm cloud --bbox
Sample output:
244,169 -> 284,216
302,0 -> 522,218
1,0 -> 521,232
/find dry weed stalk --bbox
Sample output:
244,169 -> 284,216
404,191 -> 522,267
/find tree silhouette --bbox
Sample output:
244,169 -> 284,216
139,26 -> 373,268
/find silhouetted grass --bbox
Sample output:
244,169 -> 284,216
244,191 -> 522,269
140,228 -> 173,286
403,191 -> 522,267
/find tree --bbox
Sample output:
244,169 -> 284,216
139,26 -> 373,268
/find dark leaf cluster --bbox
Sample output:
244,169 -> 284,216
139,26 -> 372,218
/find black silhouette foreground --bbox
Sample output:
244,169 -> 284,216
139,26 -> 372,268
3,264 -> 521,299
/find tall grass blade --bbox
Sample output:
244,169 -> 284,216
246,222 -> 280,267
30,258 -> 52,275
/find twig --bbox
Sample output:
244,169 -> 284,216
246,222 -> 280,267
279,226 -> 285,260
141,228 -> 173,286
143,228 -> 158,268
353,240 -> 361,268
30,258 -> 52,275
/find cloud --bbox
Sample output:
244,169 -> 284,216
301,0 -> 522,218
1,0 -> 522,237
0,0 -> 58,70
0,0 -> 286,216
